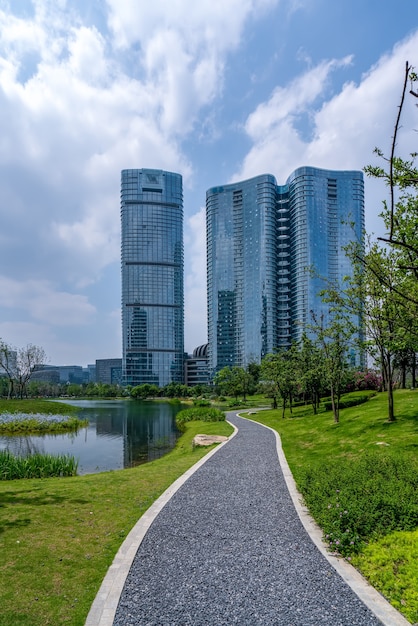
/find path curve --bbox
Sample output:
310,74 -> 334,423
86,411 -> 409,626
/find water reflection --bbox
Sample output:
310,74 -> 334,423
0,400 -> 184,475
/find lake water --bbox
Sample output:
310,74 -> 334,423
0,399 -> 184,475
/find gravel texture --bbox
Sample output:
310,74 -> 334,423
113,413 -> 383,626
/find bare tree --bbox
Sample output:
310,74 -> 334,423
0,339 -> 17,399
16,344 -> 47,398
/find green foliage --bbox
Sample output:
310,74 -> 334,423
0,450 -> 79,479
352,529 -> 418,624
192,397 -> 211,407
214,365 -> 255,401
130,383 -> 160,399
260,346 -> 300,417
161,382 -> 191,398
323,390 -> 376,411
298,451 -> 418,557
175,406 -> 225,425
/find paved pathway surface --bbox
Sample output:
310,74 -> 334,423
91,412 -> 408,626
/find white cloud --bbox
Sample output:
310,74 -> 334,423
235,30 -> 418,236
184,206 -> 208,351
0,276 -> 95,326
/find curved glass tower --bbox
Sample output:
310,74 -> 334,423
206,175 -> 279,374
287,167 -> 364,345
206,167 -> 364,375
121,169 -> 184,387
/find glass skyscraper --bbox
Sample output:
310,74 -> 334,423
121,169 -> 184,387
206,167 -> 364,375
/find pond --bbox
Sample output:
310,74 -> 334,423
0,399 -> 185,475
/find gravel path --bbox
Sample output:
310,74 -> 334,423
112,412 -> 384,626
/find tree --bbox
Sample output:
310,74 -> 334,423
339,231 -> 418,421
15,344 -> 47,399
364,61 -> 418,307
213,366 -> 253,402
0,339 -> 17,399
309,312 -> 355,424
131,383 -> 159,399
299,334 -> 325,414
260,347 -> 299,418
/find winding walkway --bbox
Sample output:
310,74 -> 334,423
86,412 -> 409,626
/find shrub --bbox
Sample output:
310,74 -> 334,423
298,451 -> 418,557
175,407 -> 225,426
192,398 -> 211,407
323,391 -> 376,412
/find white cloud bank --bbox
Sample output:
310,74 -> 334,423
235,31 -> 418,237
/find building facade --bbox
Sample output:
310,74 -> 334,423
96,358 -> 122,385
184,344 -> 210,387
121,169 -> 184,387
206,167 -> 364,375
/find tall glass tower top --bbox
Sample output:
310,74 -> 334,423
121,169 -> 184,387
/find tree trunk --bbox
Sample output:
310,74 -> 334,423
386,353 -> 396,422
380,347 -> 388,392
401,361 -> 406,389
412,353 -> 417,389
330,384 -> 339,424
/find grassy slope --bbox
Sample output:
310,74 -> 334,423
0,419 -> 233,626
248,389 -> 418,623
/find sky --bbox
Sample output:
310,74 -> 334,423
0,0 -> 417,367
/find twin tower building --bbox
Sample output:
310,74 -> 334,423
121,167 -> 364,387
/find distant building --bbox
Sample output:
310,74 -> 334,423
95,358 -> 122,385
121,168 -> 184,387
184,344 -> 210,387
32,365 -> 85,384
87,364 -> 96,383
206,167 -> 364,375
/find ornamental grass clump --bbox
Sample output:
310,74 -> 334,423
298,450 -> 418,557
175,407 -> 225,426
0,449 -> 79,480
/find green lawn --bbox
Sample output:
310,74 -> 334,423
0,418 -> 233,626
1,391 -> 417,624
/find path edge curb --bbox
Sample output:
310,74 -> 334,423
84,420 -> 238,626
241,413 -> 411,626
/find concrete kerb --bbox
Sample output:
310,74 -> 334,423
238,411 -> 411,626
84,421 -> 239,626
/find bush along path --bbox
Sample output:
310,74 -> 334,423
110,412 -> 401,626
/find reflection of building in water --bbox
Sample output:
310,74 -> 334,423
91,401 -> 179,468
121,168 -> 184,387
122,403 -> 179,467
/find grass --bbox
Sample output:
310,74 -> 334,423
0,418 -> 233,626
1,391 -> 417,624
0,399 -> 79,416
249,389 -> 418,623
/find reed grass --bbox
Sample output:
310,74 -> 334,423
0,450 -> 79,480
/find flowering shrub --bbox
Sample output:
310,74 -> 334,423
345,370 -> 383,393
